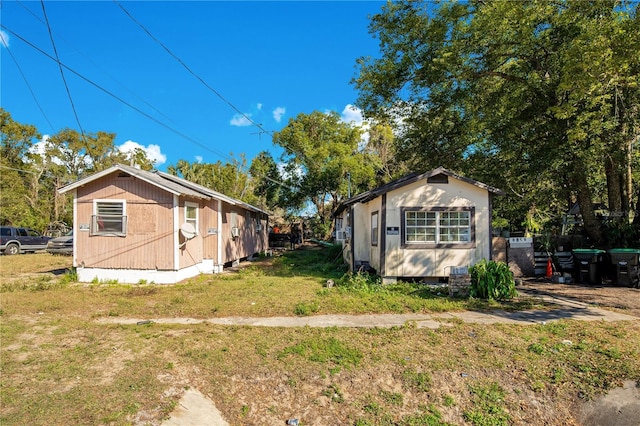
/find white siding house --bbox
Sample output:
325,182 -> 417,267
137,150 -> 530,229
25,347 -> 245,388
333,167 -> 504,283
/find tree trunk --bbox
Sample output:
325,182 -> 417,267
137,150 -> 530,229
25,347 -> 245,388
573,168 -> 604,245
605,155 -> 622,217
623,136 -> 633,220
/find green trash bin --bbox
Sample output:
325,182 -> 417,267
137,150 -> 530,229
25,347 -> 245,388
572,249 -> 605,285
608,248 -> 640,288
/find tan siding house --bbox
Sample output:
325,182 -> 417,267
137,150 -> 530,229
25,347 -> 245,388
59,164 -> 269,284
333,167 -> 504,283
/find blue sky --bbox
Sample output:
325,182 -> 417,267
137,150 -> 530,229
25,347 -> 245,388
1,1 -> 384,172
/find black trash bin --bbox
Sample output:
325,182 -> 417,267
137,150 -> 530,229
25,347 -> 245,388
572,249 -> 605,285
608,248 -> 640,288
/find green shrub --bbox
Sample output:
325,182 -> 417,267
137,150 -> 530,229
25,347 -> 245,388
469,259 -> 517,301
337,272 -> 382,292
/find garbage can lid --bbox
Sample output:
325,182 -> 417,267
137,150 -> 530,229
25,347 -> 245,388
608,248 -> 640,254
572,248 -> 606,254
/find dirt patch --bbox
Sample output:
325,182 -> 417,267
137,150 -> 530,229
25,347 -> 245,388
517,278 -> 640,318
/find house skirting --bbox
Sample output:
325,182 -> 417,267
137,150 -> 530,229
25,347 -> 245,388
77,261 -> 220,284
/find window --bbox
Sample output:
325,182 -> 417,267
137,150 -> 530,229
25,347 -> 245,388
371,211 -> 379,246
438,211 -> 470,242
402,207 -> 474,247
92,200 -> 127,236
185,202 -> 198,234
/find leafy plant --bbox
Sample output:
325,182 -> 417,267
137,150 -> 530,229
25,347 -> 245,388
469,259 -> 517,301
337,271 -> 383,292
491,217 -> 509,230
294,302 -> 319,316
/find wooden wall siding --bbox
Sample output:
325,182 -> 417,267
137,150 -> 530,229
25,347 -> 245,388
178,196 -> 203,269
220,203 -> 267,265
222,203 -> 238,263
76,175 -> 175,271
202,201 -> 219,263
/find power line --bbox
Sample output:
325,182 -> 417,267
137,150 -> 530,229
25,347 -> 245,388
0,165 -> 38,175
14,0 -> 177,126
39,0 -> 86,142
1,25 -> 293,190
0,36 -> 55,132
113,0 -> 273,138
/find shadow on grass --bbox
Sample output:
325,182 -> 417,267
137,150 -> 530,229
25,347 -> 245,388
487,305 -> 612,322
257,243 -> 348,280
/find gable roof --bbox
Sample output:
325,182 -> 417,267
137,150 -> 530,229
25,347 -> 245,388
333,166 -> 505,217
58,164 -> 270,215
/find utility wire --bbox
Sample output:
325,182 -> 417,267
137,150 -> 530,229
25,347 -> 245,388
1,25 -> 293,190
14,0 -> 176,126
113,0 -> 273,138
0,36 -> 55,132
39,0 -> 86,142
0,165 -> 39,175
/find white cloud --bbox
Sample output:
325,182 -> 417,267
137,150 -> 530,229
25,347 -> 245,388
195,155 -> 203,163
339,104 -> 371,150
29,135 -> 50,157
28,135 -> 76,167
0,30 -> 9,48
272,107 -> 286,123
257,103 -> 263,110
230,113 -> 252,127
340,104 -> 364,125
118,140 -> 167,166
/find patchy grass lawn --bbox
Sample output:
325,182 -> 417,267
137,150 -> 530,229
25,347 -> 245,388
1,246 -> 639,425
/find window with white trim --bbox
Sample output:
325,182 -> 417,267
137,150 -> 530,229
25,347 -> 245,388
371,211 -> 379,246
92,200 -> 127,236
403,207 -> 474,247
185,202 -> 198,235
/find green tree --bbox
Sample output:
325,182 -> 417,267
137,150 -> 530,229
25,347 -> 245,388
271,111 -> 377,231
249,151 -> 289,210
1,109 -> 156,229
354,0 -> 640,245
167,156 -> 259,205
0,108 -> 47,229
365,121 -> 409,185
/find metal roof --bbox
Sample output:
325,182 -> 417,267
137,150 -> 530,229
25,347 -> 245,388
333,166 -> 505,217
58,164 -> 270,215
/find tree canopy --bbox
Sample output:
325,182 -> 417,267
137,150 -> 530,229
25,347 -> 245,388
353,0 -> 640,246
0,108 -> 155,230
271,111 -> 378,234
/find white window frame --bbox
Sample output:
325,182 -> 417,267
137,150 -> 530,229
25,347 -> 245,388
92,199 -> 127,236
185,201 -> 199,235
401,207 -> 475,248
371,211 -> 379,246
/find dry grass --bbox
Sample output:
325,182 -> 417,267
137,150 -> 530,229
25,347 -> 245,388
1,249 -> 639,426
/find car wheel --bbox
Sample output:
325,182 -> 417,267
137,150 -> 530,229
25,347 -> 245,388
4,243 -> 19,255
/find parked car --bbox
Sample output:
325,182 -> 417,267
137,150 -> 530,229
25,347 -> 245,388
46,230 -> 73,255
0,226 -> 51,255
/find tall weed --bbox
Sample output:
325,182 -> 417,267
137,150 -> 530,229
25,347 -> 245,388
469,259 -> 517,301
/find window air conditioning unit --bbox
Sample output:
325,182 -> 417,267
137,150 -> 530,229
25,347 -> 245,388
231,227 -> 240,238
